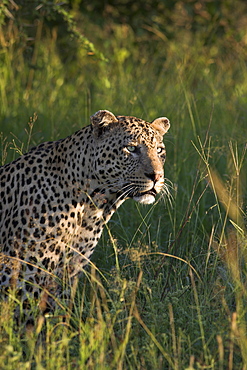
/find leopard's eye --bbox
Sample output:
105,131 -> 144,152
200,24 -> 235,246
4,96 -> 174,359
157,147 -> 164,154
126,146 -> 137,153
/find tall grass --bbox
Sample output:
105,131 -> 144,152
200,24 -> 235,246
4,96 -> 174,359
0,17 -> 247,369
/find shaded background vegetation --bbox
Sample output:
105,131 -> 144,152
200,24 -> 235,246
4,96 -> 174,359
0,1 -> 247,369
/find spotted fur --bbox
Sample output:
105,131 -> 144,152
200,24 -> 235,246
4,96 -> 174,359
0,110 -> 170,304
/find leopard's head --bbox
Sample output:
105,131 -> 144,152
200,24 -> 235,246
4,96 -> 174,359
91,110 -> 170,204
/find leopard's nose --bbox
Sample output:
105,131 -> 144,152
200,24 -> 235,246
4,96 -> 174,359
144,173 -> 163,183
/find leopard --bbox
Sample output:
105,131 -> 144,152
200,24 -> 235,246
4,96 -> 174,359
0,109 -> 170,310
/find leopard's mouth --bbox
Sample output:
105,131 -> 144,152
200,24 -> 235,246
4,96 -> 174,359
132,188 -> 157,205
120,183 -> 159,205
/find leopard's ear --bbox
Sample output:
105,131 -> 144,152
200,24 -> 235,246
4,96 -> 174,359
90,110 -> 118,137
150,117 -> 170,136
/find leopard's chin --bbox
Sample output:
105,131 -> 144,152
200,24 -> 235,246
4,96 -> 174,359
133,189 -> 157,204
